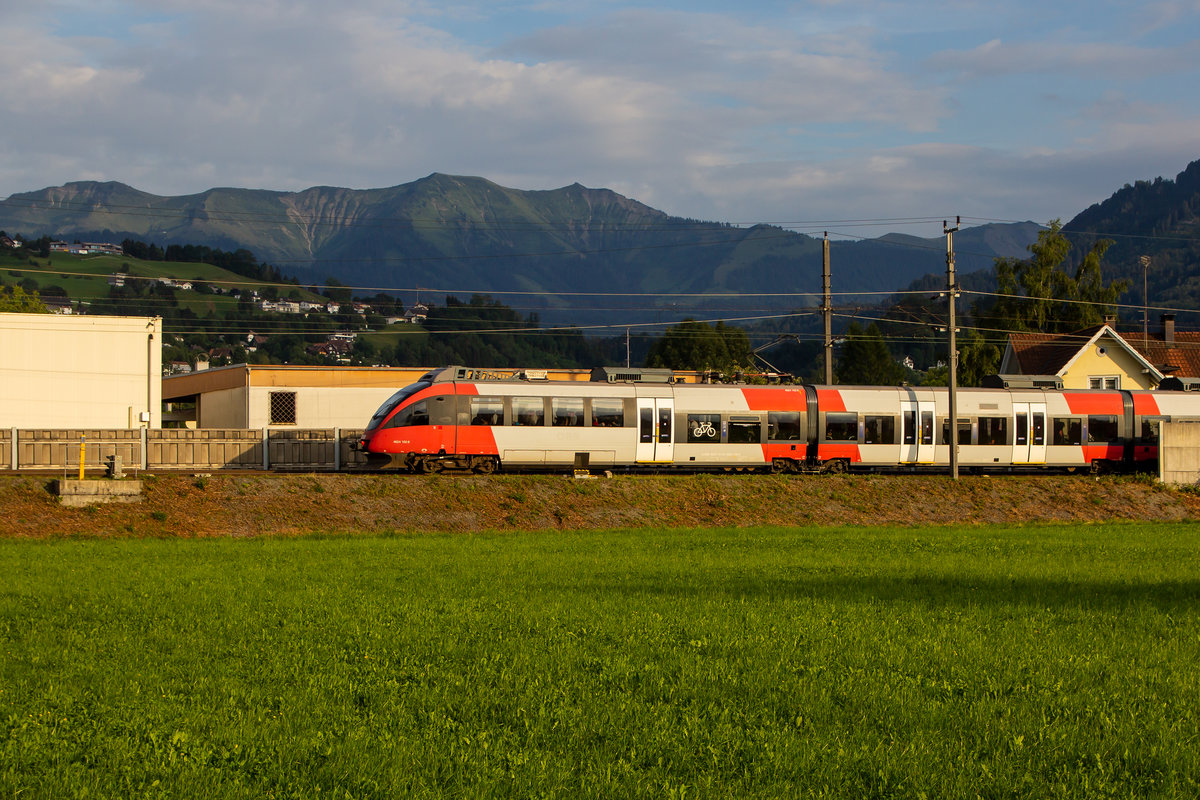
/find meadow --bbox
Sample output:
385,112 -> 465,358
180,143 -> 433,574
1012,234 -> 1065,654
2,522 -> 1199,798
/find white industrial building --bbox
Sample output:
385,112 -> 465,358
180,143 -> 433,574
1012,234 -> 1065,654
0,312 -> 163,428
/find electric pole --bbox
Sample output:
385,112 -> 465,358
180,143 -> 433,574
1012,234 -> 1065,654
1140,255 -> 1151,343
823,232 -> 833,384
945,217 -> 960,480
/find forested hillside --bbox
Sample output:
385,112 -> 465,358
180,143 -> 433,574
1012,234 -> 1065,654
1064,158 -> 1200,311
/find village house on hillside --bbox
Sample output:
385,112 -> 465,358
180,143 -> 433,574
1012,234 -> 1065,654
1000,314 -> 1200,390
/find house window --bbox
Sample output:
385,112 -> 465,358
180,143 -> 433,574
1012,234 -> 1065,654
1089,376 -> 1120,390
269,391 -> 297,425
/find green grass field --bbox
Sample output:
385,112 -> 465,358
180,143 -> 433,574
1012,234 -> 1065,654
3,523 -> 1199,798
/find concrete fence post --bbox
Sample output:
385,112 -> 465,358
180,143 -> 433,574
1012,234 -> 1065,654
10,428 -> 16,471
140,426 -> 149,471
262,428 -> 270,470
334,427 -> 341,472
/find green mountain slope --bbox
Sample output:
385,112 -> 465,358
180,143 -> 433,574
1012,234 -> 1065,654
0,174 -> 1038,323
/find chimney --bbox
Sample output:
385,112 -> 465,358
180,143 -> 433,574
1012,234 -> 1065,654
1162,313 -> 1176,346
1103,314 -> 1117,328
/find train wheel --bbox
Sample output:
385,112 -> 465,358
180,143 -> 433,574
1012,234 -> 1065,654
823,459 -> 848,474
472,456 -> 497,475
770,458 -> 789,474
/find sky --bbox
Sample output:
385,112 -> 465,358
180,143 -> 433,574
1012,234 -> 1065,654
1,0 -> 1198,237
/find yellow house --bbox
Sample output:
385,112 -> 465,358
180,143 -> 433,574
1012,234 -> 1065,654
1000,324 -> 1164,390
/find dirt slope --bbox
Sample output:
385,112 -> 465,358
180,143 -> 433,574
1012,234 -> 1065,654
2,473 -> 1197,538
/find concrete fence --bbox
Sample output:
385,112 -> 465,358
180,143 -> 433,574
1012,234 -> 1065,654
1159,422 -> 1200,486
2,428 -> 369,472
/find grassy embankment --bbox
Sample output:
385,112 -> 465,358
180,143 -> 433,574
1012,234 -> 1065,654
2,522 -> 1199,798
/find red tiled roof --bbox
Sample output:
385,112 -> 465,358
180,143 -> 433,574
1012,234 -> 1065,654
1123,330 -> 1200,378
1006,326 -> 1105,375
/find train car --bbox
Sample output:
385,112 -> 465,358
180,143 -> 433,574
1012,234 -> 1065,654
356,366 -> 1200,474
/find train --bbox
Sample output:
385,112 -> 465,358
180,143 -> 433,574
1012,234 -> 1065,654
355,365 -> 1200,474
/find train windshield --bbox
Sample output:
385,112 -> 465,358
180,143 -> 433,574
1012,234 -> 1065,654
365,381 -> 430,431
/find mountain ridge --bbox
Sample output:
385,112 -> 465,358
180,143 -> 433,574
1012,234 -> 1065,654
1,175 -> 1040,323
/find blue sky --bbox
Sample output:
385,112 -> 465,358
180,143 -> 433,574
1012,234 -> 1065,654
2,0 -> 1198,236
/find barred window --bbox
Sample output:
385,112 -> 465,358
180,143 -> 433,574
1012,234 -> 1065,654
269,391 -> 297,425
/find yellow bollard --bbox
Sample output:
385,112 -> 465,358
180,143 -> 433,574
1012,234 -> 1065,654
78,435 -> 86,481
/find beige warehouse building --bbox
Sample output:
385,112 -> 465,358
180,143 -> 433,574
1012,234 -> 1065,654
1,312 -> 163,428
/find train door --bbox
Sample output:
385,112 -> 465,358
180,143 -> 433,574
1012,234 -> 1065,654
636,398 -> 675,464
900,399 -> 935,464
1012,401 -> 1047,464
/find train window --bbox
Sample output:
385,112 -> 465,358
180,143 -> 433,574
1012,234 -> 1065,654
470,397 -> 503,426
940,418 -> 971,445
1087,415 -> 1119,443
687,413 -> 721,443
977,416 -> 1008,446
1015,414 -> 1028,446
658,407 -> 672,443
552,397 -> 585,427
1052,417 -> 1082,445
902,411 -> 916,445
592,398 -> 625,427
1141,419 -> 1162,442
728,419 -> 762,444
767,411 -> 804,441
863,415 -> 895,445
825,412 -> 858,442
921,411 -> 934,446
512,397 -> 544,426
1032,413 -> 1045,446
639,407 -> 654,443
386,400 -> 429,428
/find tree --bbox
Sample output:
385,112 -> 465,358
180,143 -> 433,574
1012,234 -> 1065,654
644,320 -> 754,373
0,284 -> 49,313
836,322 -> 905,385
976,220 -> 1127,336
960,220 -> 1128,386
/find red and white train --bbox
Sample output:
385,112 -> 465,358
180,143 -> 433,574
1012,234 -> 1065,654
356,366 -> 1200,474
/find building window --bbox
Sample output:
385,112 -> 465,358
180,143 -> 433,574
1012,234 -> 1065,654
269,391 -> 297,425
1089,376 -> 1120,390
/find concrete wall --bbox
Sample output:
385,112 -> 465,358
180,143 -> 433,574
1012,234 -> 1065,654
246,386 -> 398,429
0,313 -> 163,428
199,387 -> 249,428
1160,421 -> 1200,485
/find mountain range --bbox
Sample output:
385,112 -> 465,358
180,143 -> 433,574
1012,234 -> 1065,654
0,174 -> 1042,324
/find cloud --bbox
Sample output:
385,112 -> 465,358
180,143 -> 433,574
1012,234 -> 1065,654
927,37 -> 1200,81
0,0 -> 1196,244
